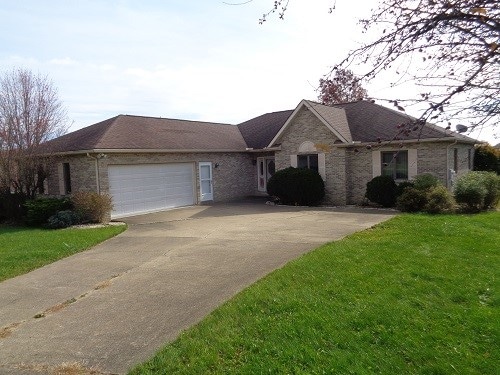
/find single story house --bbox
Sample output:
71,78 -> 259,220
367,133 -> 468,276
44,99 -> 476,218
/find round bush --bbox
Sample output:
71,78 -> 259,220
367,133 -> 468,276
396,181 -> 414,197
365,175 -> 397,207
480,171 -> 500,209
424,185 -> 456,214
72,191 -> 113,223
413,173 -> 440,191
47,210 -> 81,229
454,172 -> 488,212
267,167 -> 325,206
396,187 -> 428,212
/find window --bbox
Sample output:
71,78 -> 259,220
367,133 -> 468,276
381,151 -> 408,180
298,154 -> 318,172
63,162 -> 71,194
453,148 -> 458,172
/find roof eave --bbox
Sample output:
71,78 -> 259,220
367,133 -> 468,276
46,148 -> 251,156
335,137 -> 478,148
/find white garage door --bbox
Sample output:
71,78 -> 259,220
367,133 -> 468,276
108,163 -> 195,218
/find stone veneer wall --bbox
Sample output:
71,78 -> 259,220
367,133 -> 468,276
47,152 -> 255,203
274,106 -> 347,205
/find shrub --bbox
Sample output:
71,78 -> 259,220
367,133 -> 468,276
267,167 -> 325,206
424,185 -> 456,214
396,181 -> 414,197
396,187 -> 428,212
46,210 -> 81,229
71,191 -> 113,223
365,175 -> 397,207
0,191 -> 27,222
24,197 -> 72,226
480,172 -> 500,209
473,144 -> 500,174
454,172 -> 488,212
413,173 -> 440,191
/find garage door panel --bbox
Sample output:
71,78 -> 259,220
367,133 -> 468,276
109,163 -> 195,218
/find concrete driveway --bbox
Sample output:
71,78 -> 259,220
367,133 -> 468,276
0,201 -> 395,374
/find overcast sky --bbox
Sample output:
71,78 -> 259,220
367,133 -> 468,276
0,0 -> 496,143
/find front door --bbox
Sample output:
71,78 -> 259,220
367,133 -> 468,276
257,157 -> 275,192
199,162 -> 213,201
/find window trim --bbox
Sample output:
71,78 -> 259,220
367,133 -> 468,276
62,162 -> 72,194
381,150 -> 409,180
297,153 -> 319,172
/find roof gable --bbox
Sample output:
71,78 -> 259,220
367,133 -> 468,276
268,100 -> 352,147
303,101 -> 352,143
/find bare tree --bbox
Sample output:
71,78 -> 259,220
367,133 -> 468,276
0,68 -> 68,198
318,68 -> 367,105
259,0 -> 499,133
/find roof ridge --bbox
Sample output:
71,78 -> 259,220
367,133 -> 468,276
119,113 -> 233,126
94,115 -> 122,149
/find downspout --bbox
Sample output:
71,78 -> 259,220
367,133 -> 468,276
87,153 -> 101,194
446,140 -> 458,189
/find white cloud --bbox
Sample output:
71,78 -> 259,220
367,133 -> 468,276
0,1 -> 496,144
49,57 -> 77,66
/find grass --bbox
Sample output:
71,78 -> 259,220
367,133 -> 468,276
0,224 -> 126,281
131,212 -> 499,374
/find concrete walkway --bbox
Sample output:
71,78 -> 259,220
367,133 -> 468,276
0,202 -> 395,374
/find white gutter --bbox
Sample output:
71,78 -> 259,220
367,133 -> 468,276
334,137 -> 477,148
49,148 -> 252,156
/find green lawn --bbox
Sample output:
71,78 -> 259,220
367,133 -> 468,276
131,212 -> 499,374
0,224 -> 126,281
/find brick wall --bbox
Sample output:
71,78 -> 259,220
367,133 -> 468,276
47,155 -> 96,195
344,141 -> 475,204
47,152 -> 255,203
345,147 -> 372,204
274,106 -> 347,205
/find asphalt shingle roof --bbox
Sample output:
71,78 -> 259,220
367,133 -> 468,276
237,110 -> 293,149
46,115 -> 247,153
45,100 -> 475,154
332,100 -> 453,142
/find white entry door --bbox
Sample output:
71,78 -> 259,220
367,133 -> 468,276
257,157 -> 275,192
199,162 -> 213,201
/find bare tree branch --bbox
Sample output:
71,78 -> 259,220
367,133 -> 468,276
261,0 -> 499,134
0,68 -> 69,198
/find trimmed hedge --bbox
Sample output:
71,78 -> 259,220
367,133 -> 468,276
267,167 -> 325,206
24,197 -> 72,226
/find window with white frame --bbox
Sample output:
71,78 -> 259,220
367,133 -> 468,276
297,154 -> 318,172
381,151 -> 408,180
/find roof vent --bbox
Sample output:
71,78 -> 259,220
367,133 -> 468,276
455,124 -> 468,133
